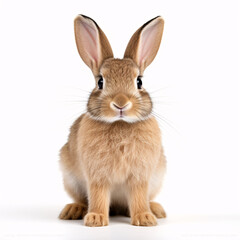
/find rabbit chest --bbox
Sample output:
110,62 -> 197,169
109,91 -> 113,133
78,114 -> 162,183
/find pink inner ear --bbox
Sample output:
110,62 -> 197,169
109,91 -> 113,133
80,21 -> 99,65
138,21 -> 159,66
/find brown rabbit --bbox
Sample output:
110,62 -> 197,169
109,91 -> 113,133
59,15 -> 166,227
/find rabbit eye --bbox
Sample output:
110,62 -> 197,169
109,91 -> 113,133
98,76 -> 103,89
137,77 -> 142,89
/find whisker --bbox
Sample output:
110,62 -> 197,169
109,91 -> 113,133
149,86 -> 171,95
66,87 -> 92,94
151,110 -> 179,134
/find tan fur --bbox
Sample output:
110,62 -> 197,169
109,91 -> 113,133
150,201 -> 166,218
74,15 -> 114,75
124,16 -> 164,74
59,15 -> 166,227
87,59 -> 153,123
59,202 -> 87,220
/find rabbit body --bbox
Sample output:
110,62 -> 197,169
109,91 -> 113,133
60,113 -> 166,208
59,15 -> 166,226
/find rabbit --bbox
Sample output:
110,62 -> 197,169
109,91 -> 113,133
59,14 -> 166,227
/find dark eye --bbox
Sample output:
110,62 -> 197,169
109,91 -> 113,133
137,77 -> 142,89
98,76 -> 103,89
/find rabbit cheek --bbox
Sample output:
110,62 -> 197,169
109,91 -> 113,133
87,90 -> 103,118
137,91 -> 153,117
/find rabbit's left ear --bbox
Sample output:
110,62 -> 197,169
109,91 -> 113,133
124,16 -> 164,73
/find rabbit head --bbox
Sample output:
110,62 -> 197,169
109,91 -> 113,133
74,15 -> 164,123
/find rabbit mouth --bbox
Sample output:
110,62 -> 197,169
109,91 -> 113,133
113,109 -> 125,120
119,109 -> 125,119
88,110 -> 151,123
109,101 -> 131,119
119,109 -> 123,118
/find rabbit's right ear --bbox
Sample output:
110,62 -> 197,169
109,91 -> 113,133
74,15 -> 114,75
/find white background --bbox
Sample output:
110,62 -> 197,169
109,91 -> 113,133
0,0 -> 239,239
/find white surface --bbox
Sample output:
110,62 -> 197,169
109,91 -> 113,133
0,0 -> 239,238
0,205 -> 239,240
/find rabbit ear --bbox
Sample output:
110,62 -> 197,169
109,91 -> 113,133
74,15 -> 114,75
124,16 -> 164,73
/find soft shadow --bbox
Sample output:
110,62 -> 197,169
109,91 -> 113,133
109,216 -> 130,225
0,205 -> 169,227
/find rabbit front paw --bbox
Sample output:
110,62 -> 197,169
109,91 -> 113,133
131,212 -> 157,226
84,212 -> 108,227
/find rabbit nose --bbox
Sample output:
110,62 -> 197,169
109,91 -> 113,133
113,103 -> 129,110
111,94 -> 131,110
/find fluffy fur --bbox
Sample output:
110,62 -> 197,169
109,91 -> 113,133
59,15 -> 166,227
